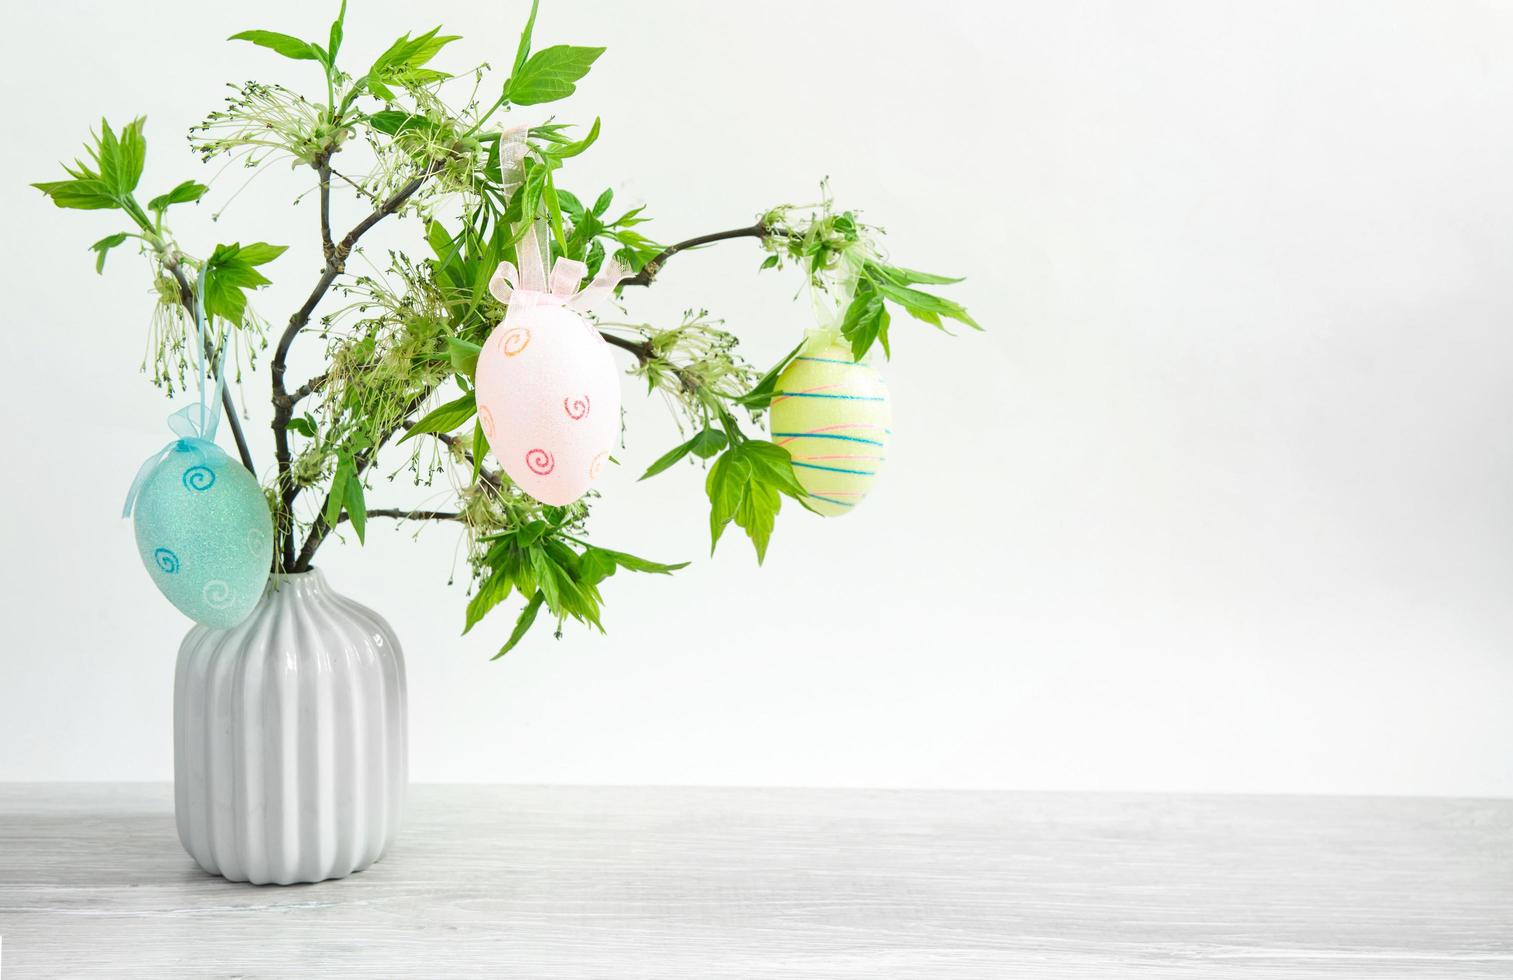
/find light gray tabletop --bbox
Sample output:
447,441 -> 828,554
0,785 -> 1509,979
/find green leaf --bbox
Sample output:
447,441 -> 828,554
639,440 -> 692,481
542,117 -> 600,160
528,545 -> 603,630
233,241 -> 289,266
109,117 -> 147,197
592,188 -> 613,216
328,0 -> 347,63
505,45 -> 605,106
370,27 -> 457,75
147,180 -> 208,213
464,566 -> 513,635
492,591 -> 545,659
705,450 -> 744,552
366,110 -> 423,135
516,521 -> 548,548
740,440 -> 809,499
704,441 -> 802,562
399,391 -> 477,442
229,30 -> 324,62
204,241 -> 287,324
89,232 -> 128,274
33,116 -> 150,213
839,280 -> 886,361
689,427 -> 729,459
735,479 -> 780,563
447,337 -> 482,378
287,415 -> 318,438
870,276 -> 980,331
343,471 -> 367,544
512,0 -> 540,77
588,547 -> 689,575
736,340 -> 805,410
470,420 -> 488,484
324,457 -> 354,527
759,254 -> 780,270
32,179 -> 117,211
875,264 -> 964,286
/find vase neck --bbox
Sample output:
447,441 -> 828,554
266,568 -> 333,602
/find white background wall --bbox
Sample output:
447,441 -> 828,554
3,0 -> 1511,794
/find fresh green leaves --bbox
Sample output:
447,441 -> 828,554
89,233 -> 129,274
505,45 -> 604,105
467,521 -> 687,657
399,391 -> 477,442
705,439 -> 808,563
203,241 -> 287,324
365,27 -> 459,100
837,262 -> 976,361
147,180 -> 208,213
33,117 -> 148,213
495,592 -> 545,658
511,0 -> 541,77
759,197 -> 977,360
736,340 -> 805,411
328,0 -> 347,64
229,1 -> 354,76
840,279 -> 888,360
228,29 -> 325,62
323,454 -> 367,543
639,426 -> 729,480
447,338 -> 482,379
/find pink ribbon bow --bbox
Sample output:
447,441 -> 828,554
487,221 -> 629,328
486,124 -> 627,332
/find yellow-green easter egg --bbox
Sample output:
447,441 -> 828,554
768,343 -> 891,516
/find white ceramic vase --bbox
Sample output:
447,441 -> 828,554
173,569 -> 407,885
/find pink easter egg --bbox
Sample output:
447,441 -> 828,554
474,304 -> 621,505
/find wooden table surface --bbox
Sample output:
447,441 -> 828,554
0,785 -> 1509,979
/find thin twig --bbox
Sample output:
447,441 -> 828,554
289,371 -> 329,405
619,220 -> 771,288
338,508 -> 463,525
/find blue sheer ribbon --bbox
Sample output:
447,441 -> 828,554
123,273 -> 230,517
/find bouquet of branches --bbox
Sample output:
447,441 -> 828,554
34,1 -> 977,656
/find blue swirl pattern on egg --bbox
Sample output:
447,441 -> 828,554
132,438 -> 273,629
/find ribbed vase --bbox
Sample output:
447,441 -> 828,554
173,569 -> 407,885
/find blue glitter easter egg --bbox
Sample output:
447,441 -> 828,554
132,438 -> 273,629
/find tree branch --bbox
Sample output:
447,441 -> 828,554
599,331 -> 653,361
339,508 -> 463,525
316,152 -> 335,264
619,220 -> 771,288
272,153 -> 452,569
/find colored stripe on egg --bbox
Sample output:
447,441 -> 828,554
793,461 -> 878,476
772,391 -> 888,402
772,431 -> 886,446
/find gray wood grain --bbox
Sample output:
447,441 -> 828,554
0,785 -> 1509,979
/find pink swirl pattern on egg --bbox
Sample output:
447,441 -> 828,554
588,450 -> 608,480
478,405 -> 497,440
564,395 -> 590,420
525,448 -> 555,475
